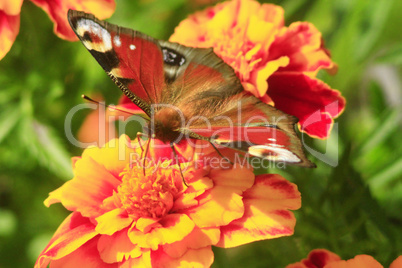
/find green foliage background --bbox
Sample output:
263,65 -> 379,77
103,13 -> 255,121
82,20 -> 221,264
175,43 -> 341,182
0,0 -> 401,267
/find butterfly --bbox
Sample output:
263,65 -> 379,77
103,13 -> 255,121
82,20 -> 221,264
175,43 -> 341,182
67,10 -> 315,168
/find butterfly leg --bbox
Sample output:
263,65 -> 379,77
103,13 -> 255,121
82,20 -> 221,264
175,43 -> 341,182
142,138 -> 151,176
209,142 -> 234,165
170,143 -> 188,187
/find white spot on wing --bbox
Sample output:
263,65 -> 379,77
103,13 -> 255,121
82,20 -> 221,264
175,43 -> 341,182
76,19 -> 112,52
130,44 -> 136,50
249,145 -> 301,163
113,35 -> 121,47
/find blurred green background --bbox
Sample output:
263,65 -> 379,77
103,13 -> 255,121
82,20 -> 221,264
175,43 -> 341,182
0,0 -> 401,267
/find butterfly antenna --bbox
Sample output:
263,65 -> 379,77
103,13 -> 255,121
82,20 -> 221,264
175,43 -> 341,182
170,143 -> 188,187
82,95 -> 150,121
210,142 -> 234,165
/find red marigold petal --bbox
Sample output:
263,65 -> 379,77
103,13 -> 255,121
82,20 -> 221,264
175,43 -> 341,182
151,246 -> 214,268
95,208 -> 132,235
30,0 -> 115,41
268,73 -> 345,139
268,22 -> 335,73
35,212 -> 98,268
44,154 -> 121,218
0,10 -> 20,60
162,227 -> 220,258
390,256 -> 402,268
217,174 -> 301,248
97,228 -> 142,263
186,186 -> 244,228
128,214 -> 195,250
286,249 -> 342,268
48,236 -> 117,268
325,255 -> 383,268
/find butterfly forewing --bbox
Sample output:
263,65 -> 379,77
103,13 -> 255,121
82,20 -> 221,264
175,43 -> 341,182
68,10 -> 167,115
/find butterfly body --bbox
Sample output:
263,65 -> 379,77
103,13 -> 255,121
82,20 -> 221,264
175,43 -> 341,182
68,10 -> 315,167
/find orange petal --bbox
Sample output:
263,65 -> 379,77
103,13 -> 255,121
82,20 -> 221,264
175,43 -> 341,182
45,153 -> 121,218
30,0 -> 115,41
0,10 -> 20,60
390,256 -> 402,268
217,174 -> 301,247
151,246 -> 214,268
97,229 -> 142,263
209,165 -> 254,193
162,227 -> 220,258
82,135 -> 138,179
286,249 -> 342,268
128,214 -> 195,250
35,212 -> 98,268
186,186 -> 244,228
325,255 -> 383,268
95,208 -> 132,235
120,250 -> 151,268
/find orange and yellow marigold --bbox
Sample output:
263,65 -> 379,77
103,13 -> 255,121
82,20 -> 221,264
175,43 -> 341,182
169,0 -> 345,139
35,135 -> 301,267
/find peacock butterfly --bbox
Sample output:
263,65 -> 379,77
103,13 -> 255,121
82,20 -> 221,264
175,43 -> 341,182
67,10 -> 315,168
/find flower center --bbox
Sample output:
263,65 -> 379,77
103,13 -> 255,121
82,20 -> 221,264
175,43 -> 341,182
114,163 -> 180,219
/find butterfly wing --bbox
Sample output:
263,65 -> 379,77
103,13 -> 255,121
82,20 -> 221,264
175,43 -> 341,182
68,10 -> 168,116
181,94 -> 315,167
68,10 -> 313,167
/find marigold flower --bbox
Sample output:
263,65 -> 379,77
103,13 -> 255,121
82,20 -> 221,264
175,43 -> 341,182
169,0 -> 345,139
35,135 -> 301,267
0,0 -> 115,60
286,249 -> 402,268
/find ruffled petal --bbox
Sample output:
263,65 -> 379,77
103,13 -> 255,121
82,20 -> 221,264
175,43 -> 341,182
286,249 -> 342,268
151,246 -> 214,268
268,22 -> 335,73
95,208 -> 132,235
97,229 -> 142,263
44,153 -> 121,218
128,214 -> 195,250
30,0 -> 115,41
217,174 -> 300,247
35,212 -> 98,268
162,227 -> 220,258
268,73 -> 345,139
120,250 -> 152,268
209,165 -> 255,193
82,135 -> 137,178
